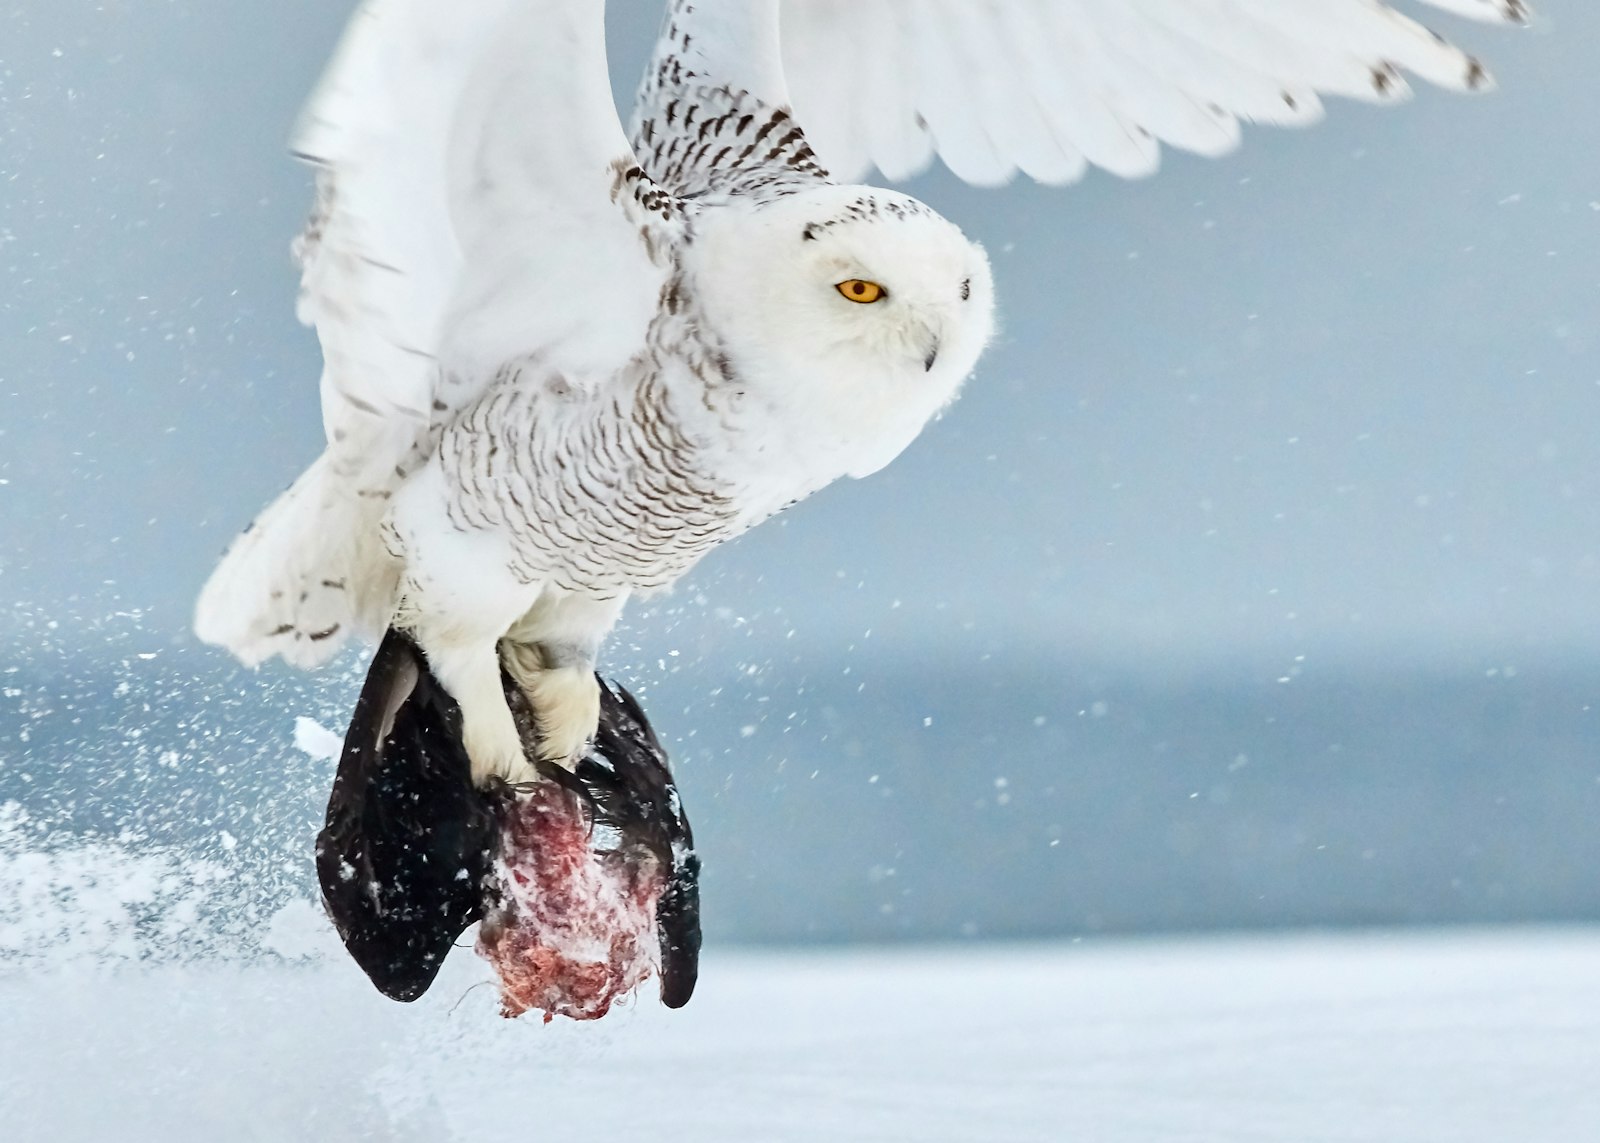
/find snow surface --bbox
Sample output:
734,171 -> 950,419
4,911 -> 1598,1142
3,799 -> 1596,1140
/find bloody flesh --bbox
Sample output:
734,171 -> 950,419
477,781 -> 665,1021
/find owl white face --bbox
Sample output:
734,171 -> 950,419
689,184 -> 995,480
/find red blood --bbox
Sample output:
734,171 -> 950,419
476,782 -> 665,1022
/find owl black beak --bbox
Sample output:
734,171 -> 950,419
911,321 -> 941,372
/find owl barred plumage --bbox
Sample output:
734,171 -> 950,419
630,23 -> 829,202
195,0 -> 1523,785
434,351 -> 746,595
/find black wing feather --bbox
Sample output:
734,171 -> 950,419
316,628 -> 701,1007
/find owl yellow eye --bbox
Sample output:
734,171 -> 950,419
836,279 -> 886,304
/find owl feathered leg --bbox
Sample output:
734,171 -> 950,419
419,590 -> 622,783
425,637 -> 535,787
389,479 -> 547,785
388,465 -> 627,784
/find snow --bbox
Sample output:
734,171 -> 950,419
3,804 -> 1596,1140
291,716 -> 344,764
4,919 -> 1598,1142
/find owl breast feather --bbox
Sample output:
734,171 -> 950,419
433,354 -> 782,596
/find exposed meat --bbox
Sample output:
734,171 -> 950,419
478,782 -> 664,1021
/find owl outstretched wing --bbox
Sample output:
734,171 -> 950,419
196,0 -> 681,669
295,0 -> 679,477
777,0 -> 1529,187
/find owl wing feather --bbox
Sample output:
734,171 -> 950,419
778,0 -> 1530,187
629,1 -> 831,199
197,0 -> 681,669
296,0 -> 680,471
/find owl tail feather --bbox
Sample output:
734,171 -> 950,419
194,453 -> 399,670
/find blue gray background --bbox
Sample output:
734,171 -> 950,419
3,2 -> 1598,943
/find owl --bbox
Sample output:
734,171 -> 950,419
195,0 -> 1525,785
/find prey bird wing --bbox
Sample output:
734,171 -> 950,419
778,0 -> 1529,187
195,0 -> 681,670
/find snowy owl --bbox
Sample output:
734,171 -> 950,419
195,0 -> 1526,786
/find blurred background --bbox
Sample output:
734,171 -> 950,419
3,1 -> 1597,945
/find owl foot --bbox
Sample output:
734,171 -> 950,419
499,639 -> 602,770
464,708 -> 538,788
426,640 -> 538,787
522,665 -> 601,770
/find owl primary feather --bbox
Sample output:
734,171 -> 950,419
195,0 -> 1524,785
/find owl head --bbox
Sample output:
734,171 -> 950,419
688,183 -> 995,481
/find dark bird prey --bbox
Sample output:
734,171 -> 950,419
317,629 -> 700,1017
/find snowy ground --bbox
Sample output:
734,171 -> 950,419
4,919 -> 1598,1143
